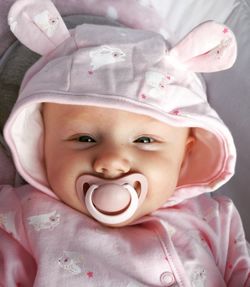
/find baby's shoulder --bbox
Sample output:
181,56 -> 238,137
0,183 -> 37,202
180,194 -> 241,226
186,193 -> 235,211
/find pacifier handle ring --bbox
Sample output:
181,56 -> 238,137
85,184 -> 139,225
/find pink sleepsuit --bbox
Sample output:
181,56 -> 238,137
0,182 -> 250,286
0,0 -> 250,286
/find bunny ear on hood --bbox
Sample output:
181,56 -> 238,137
4,0 -> 237,206
8,0 -> 70,55
168,21 -> 237,73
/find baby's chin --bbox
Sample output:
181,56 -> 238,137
62,195 -> 150,227
94,219 -> 137,228
89,210 -> 150,228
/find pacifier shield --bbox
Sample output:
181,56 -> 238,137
76,173 -> 148,225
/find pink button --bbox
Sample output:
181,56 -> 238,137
160,271 -> 176,286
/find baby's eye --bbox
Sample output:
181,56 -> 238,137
77,135 -> 96,143
134,136 -> 155,144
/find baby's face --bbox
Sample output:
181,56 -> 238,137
43,103 -> 191,226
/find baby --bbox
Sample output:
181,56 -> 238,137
43,103 -> 192,227
0,0 -> 250,286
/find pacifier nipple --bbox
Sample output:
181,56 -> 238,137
92,184 -> 131,214
76,173 -> 148,225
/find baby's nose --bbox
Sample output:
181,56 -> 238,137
93,152 -> 131,178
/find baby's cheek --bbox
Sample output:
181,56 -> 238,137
46,163 -> 71,196
46,165 -> 88,214
148,169 -> 179,201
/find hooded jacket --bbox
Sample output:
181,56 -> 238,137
0,0 -> 249,286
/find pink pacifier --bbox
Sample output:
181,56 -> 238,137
76,173 -> 148,225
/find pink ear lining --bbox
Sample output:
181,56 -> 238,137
168,21 -> 237,73
8,0 -> 70,55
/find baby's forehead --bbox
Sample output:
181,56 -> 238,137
43,103 -> 154,122
42,102 -> 186,134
